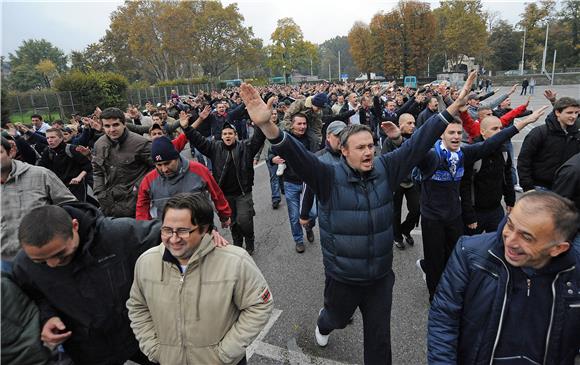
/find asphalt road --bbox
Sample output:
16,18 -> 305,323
242,84 -> 580,365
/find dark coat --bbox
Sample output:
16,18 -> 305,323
428,224 -> 580,365
184,124 -> 266,194
12,203 -> 161,365
517,112 -> 580,191
553,152 -> 580,215
271,110 -> 453,283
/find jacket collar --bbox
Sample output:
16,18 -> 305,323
342,159 -> 379,183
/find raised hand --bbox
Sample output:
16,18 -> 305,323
199,105 -> 211,120
240,83 -> 275,126
380,121 -> 401,140
543,89 -> 557,103
508,84 -> 518,95
179,111 -> 190,129
514,105 -> 550,130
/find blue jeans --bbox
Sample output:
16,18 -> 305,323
267,161 -> 281,204
284,181 -> 304,244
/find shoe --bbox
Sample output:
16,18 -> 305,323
514,184 -> 523,193
394,239 -> 405,250
306,228 -> 315,243
315,326 -> 329,347
403,233 -> 415,246
276,163 -> 286,176
416,258 -> 426,283
295,243 -> 305,253
272,201 -> 280,209
245,241 -> 255,256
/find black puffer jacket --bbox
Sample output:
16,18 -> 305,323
12,202 -> 161,365
184,124 -> 266,194
517,112 -> 580,191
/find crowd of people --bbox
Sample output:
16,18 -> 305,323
1,70 -> 579,365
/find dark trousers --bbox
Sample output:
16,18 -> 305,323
464,206 -> 505,235
421,216 -> 463,301
227,192 -> 256,249
317,271 -> 394,365
110,350 -> 156,365
393,185 -> 420,241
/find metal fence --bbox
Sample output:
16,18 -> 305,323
7,83 -> 212,124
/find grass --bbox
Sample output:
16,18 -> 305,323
8,111 -> 63,124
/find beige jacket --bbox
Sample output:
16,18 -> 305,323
127,234 -> 273,365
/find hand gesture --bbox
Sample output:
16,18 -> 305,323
75,145 -> 91,157
272,156 -> 285,165
371,85 -> 380,97
467,222 -> 478,230
240,83 -> 276,126
199,105 -> 211,120
81,117 -> 91,126
69,176 -> 83,185
41,317 -> 72,348
524,96 -> 531,107
211,229 -> 229,248
94,106 -> 102,118
544,89 -> 557,103
514,105 -> 550,130
179,111 -> 190,129
380,121 -> 401,140
508,84 -> 518,95
415,93 -> 426,103
454,71 -> 478,108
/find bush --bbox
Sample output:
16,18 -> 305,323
53,71 -> 129,115
156,77 -> 208,87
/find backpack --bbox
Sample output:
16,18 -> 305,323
48,144 -> 75,161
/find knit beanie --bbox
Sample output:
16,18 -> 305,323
312,93 -> 329,108
151,136 -> 179,162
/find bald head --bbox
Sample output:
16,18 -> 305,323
398,113 -> 416,135
480,116 -> 502,140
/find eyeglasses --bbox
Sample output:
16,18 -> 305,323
160,227 -> 197,239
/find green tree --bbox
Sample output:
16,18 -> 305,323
434,0 -> 488,70
487,20 -> 520,71
517,0 -> 556,70
552,0 -> 580,69
267,18 -> 319,80
7,39 -> 67,91
318,36 -> 358,81
35,59 -> 58,88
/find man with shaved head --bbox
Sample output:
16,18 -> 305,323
459,116 -> 515,235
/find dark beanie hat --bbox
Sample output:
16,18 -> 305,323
151,136 -> 179,162
312,93 -> 328,108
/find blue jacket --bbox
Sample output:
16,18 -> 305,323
272,110 -> 453,283
428,223 -> 580,365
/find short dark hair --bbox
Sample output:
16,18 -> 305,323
554,97 -> 579,113
152,112 -> 162,118
1,136 -> 12,153
161,193 -> 214,233
340,124 -> 373,148
519,191 -> 579,242
18,206 -> 73,247
291,113 -> 307,123
52,120 -> 64,127
100,107 -> 126,124
31,114 -> 42,120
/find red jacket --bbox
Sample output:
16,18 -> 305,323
136,157 -> 231,221
460,103 -> 527,142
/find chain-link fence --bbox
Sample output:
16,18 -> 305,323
7,83 -> 212,124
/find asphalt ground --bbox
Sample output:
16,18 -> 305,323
135,84 -> 579,365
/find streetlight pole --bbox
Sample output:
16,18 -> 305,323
283,65 -> 287,85
520,28 -> 526,76
338,51 -> 341,81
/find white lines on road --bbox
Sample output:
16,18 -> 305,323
247,309 -> 355,365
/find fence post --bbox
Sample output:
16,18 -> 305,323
15,95 -> 23,123
137,89 -> 141,106
43,93 -> 52,121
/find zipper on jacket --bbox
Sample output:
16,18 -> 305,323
488,249 -> 510,365
474,263 -> 499,278
231,150 -> 246,196
361,182 -> 374,279
527,278 -> 531,297
543,265 -> 575,365
217,152 -> 230,186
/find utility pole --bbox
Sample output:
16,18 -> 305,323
551,49 -> 557,85
541,23 -> 549,77
427,55 -> 430,77
310,58 -> 313,76
520,28 -> 526,76
237,64 -> 240,79
329,64 -> 331,81
338,51 -> 341,81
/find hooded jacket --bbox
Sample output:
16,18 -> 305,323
428,222 -> 580,365
517,112 -> 580,191
1,160 -> 76,259
11,202 -> 161,365
127,236 -> 273,365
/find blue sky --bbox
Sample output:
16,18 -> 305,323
1,0 -> 535,58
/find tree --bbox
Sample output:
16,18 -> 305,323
552,0 -> 580,69
487,20 -> 520,71
7,39 -> 67,91
434,0 -> 488,71
35,59 -> 58,88
517,0 -> 556,70
370,1 -> 435,78
348,22 -> 375,79
318,36 -> 359,81
267,18 -> 319,80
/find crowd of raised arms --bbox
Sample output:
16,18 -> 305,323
1,70 -> 579,365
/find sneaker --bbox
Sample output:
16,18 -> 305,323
306,228 -> 315,243
272,201 -> 280,209
416,258 -> 426,283
295,243 -> 305,253
276,163 -> 286,176
514,184 -> 523,193
315,325 -> 329,347
394,239 -> 405,250
403,233 -> 415,246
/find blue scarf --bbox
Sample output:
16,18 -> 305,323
430,140 -> 464,182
